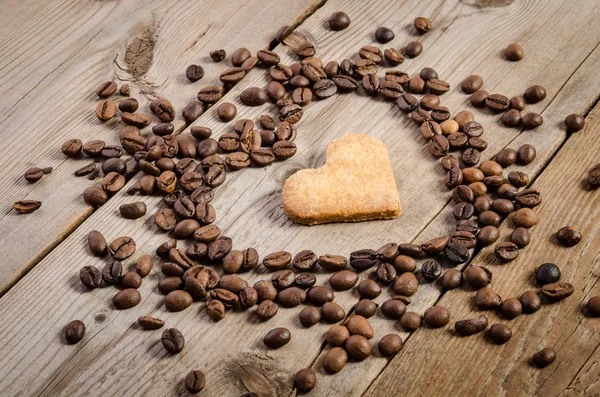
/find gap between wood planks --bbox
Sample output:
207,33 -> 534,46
0,0 -> 329,299
289,37 -> 600,397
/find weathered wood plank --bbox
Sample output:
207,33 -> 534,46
1,0 -> 600,396
364,105 -> 600,397
0,0 -> 321,293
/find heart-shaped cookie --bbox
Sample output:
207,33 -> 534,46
283,133 -> 402,225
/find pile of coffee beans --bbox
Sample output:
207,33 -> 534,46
35,9 -> 596,394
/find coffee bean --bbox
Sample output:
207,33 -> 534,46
399,243 -> 424,257
216,102 -> 236,122
475,287 -> 501,309
489,324 -> 512,344
393,272 -> 419,296
469,137 -> 488,151
321,302 -> 345,323
119,202 -> 146,219
292,368 -> 317,394
203,300 -> 224,322
512,208 -> 539,228
424,306 -> 450,328
328,11 -> 351,30
113,288 -> 141,310
466,266 -> 492,289
298,306 -> 320,327
358,46 -> 383,64
357,279 -> 381,299
441,154 -> 459,171
294,273 -> 316,290
517,144 -> 536,165
346,315 -> 374,339
277,287 -> 306,307
206,236 -> 231,261
554,225 -> 582,247
541,281 -> 574,301
162,328 -> 185,353
150,98 -> 175,122
501,109 -> 521,127
12,199 -> 42,214
62,138 -> 83,157
101,260 -> 122,285
307,286 -> 335,306
65,320 -> 85,344
270,64 -> 293,82
485,94 -> 510,112
520,291 -> 542,313
439,269 -> 462,290
565,113 -> 585,132
494,241 -> 519,262
329,270 -> 358,291
533,347 -> 556,368
522,112 -> 543,129
431,105 -> 450,122
421,236 -> 449,256
80,266 -> 102,289
165,290 -> 193,312
197,85 -> 223,104
421,260 -> 442,282
350,249 -> 380,271
257,49 -> 280,66
194,224 -> 221,243
455,315 -> 488,336
321,61 -> 339,78
209,48 -> 226,62
397,312 -> 420,332
95,99 -> 116,121
344,334 -> 372,362
384,48 -> 404,66
322,347 -> 348,374
136,316 -> 165,330
405,41 -> 423,57
505,43 -> 524,61
279,103 -> 303,124
381,299 -> 406,319
398,94 -> 419,112
428,134 -> 449,157
534,263 -> 561,286
313,79 -> 338,98
117,98 -> 138,114
292,250 -> 317,271
445,241 -> 469,264
264,327 -> 291,349
255,300 -> 278,321
414,16 -> 432,33
351,300 -> 376,319
262,251 -> 291,271
376,263 -> 397,284
354,59 -> 378,77
524,84 -> 546,103
182,370 -> 206,394
121,269 -> 143,289
587,296 -> 600,317
332,74 -> 358,92
447,132 -> 468,151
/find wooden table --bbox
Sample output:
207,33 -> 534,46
1,0 -> 599,395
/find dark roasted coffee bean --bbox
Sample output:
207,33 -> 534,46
332,74 -> 358,92
361,74 -> 380,96
350,249 -> 380,271
461,74 -> 483,94
278,287 -> 306,307
587,296 -> 600,317
405,41 -> 423,58
82,139 -> 106,157
292,250 -> 317,271
447,132 -> 468,150
376,243 -> 399,262
466,266 -> 491,290
185,64 -> 204,82
375,26 -> 394,43
313,79 -> 338,98
445,168 -> 464,189
475,287 -> 501,310
533,347 -> 556,368
421,236 -> 449,256
421,260 -> 442,281
494,242 -> 519,262
295,368 -> 316,393
272,141 -> 297,160
194,224 -> 220,243
329,11 -> 350,30
65,320 -> 85,344
240,87 -> 268,106
329,270 -> 358,291
501,109 -> 521,127
137,316 -> 164,330
517,144 -> 537,165
108,236 -> 136,260
161,328 -> 184,353
518,291 -> 541,313
431,106 -> 450,122
522,113 -> 543,129
450,231 -> 477,249
263,327 -> 291,349
250,148 -> 275,167
358,279 -> 381,299
119,202 -> 146,219
556,226 -> 581,247
206,236 -> 231,262
565,113 -> 585,132
441,269 -> 463,290
203,165 -> 226,188
536,263 -> 561,286
524,84 -> 546,103
263,251 -> 292,270
424,306 -> 450,328
294,273 -> 316,290
354,59 -> 378,77
271,269 -> 295,289
182,101 -> 204,124
428,134 -> 449,157
121,112 -> 152,128
468,137 -> 488,152
441,154 -> 459,171
279,103 -> 303,124
150,98 -> 175,122
455,315 -> 488,336
445,241 -> 469,264
321,302 -> 345,323
83,187 -> 107,206
485,94 -> 510,112
396,94 -> 418,113
113,288 -> 141,310
379,80 -> 403,100
220,67 -> 246,84
197,85 -> 223,104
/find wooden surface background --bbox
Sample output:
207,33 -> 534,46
0,0 -> 599,396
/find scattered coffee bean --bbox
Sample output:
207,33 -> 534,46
541,281 -> 574,301
322,347 -> 348,374
65,320 -> 85,344
405,41 -> 423,58
587,296 -> 600,317
500,298 -> 522,319
520,291 -> 542,313
13,200 -> 42,214
565,113 -> 585,132
375,27 -> 394,43
329,11 -> 351,31
489,323 -> 512,344
96,81 -> 117,98
533,347 -> 556,368
113,288 -> 141,310
264,327 -> 291,349
455,315 -> 488,336
138,316 -> 164,330
162,328 -> 185,353
536,263 -> 561,286
414,17 -> 432,34
424,305 -> 450,328
461,75 -> 483,94
556,226 -> 582,247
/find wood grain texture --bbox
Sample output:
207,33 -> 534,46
0,0 -> 320,293
0,0 -> 600,396
364,105 -> 600,396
